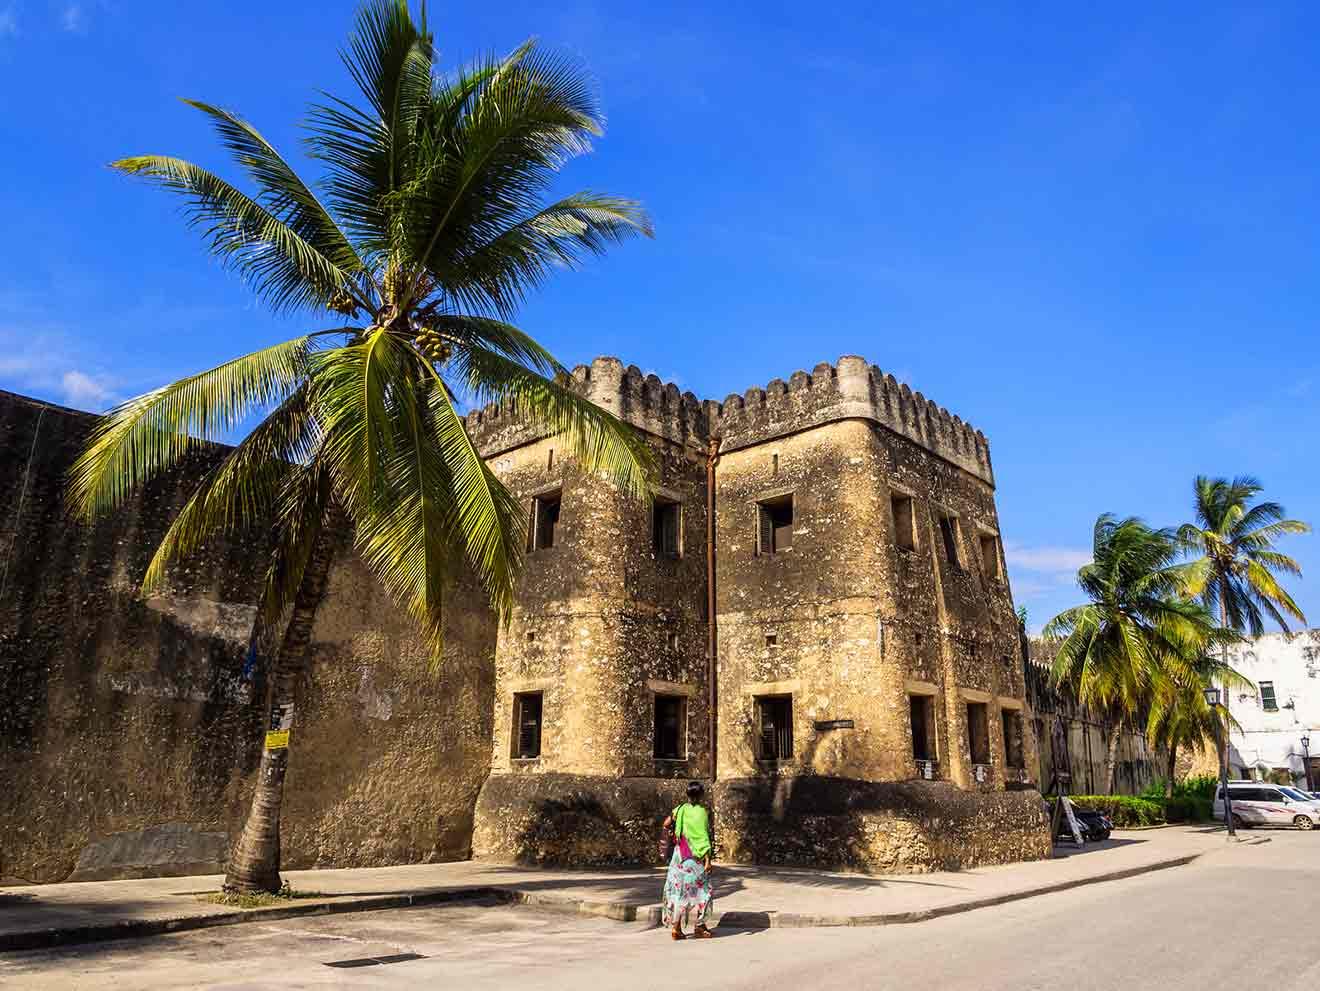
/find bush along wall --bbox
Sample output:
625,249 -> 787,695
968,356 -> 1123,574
1062,796 -> 1166,827
1060,791 -> 1214,828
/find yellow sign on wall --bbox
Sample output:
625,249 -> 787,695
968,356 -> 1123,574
264,730 -> 291,750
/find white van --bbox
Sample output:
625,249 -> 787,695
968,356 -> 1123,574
1214,783 -> 1320,830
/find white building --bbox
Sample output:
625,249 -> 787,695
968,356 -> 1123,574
1224,630 -> 1320,786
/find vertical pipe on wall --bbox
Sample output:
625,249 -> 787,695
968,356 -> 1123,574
706,435 -> 722,783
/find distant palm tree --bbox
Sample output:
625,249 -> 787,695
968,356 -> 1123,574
1178,475 -> 1308,788
1179,476 -> 1309,637
1045,516 -> 1225,794
69,0 -> 654,892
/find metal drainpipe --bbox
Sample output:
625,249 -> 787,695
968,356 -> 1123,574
706,435 -> 722,784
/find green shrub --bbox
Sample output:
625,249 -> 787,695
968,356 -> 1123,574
1064,795 -> 1166,827
1141,775 -> 1219,807
1162,796 -> 1212,822
1177,775 -> 1218,800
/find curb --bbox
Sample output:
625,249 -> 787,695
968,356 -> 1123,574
0,853 -> 1202,952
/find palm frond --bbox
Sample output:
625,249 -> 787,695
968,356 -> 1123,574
111,156 -> 361,315
140,385 -> 321,594
435,193 -> 653,318
69,335 -> 315,519
181,99 -> 373,311
451,346 -> 656,499
423,314 -> 562,375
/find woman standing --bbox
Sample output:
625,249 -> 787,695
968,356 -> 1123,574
662,780 -> 715,939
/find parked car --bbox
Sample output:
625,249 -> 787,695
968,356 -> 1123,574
1214,783 -> 1320,830
1053,803 -> 1112,841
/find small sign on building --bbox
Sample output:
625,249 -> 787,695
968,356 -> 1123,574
814,719 -> 855,731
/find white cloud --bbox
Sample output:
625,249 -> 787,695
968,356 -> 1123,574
1003,544 -> 1091,573
0,6 -> 17,37
61,2 -> 83,32
61,370 -> 113,409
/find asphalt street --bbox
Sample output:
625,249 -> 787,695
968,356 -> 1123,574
5,829 -> 1318,990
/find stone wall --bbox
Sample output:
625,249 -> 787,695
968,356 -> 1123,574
1024,648 -> 1161,796
0,391 -> 495,883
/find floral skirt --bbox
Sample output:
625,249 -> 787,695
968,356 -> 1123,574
661,847 -> 713,927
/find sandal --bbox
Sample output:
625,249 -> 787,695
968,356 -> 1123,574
671,927 -> 686,940
694,925 -> 714,939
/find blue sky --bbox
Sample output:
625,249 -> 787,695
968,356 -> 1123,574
1,1 -> 1317,631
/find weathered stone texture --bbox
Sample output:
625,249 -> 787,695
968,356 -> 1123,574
0,391 -> 494,883
715,777 -> 1052,872
470,356 -> 1049,871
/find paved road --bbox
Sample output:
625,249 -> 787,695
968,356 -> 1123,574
5,830 -> 1318,990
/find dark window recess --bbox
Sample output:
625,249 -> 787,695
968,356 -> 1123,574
653,498 -> 681,557
667,630 -> 679,650
938,513 -> 961,568
966,702 -> 990,764
530,492 -> 561,551
757,495 -> 794,555
980,534 -> 1001,580
909,695 -> 935,761
513,692 -> 543,758
1001,709 -> 1025,769
765,633 -> 778,647
891,494 -> 915,551
1260,681 -> 1278,711
756,695 -> 794,760
654,695 -> 685,759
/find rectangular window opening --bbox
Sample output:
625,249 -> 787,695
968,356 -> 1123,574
513,692 -> 543,759
909,694 -> 936,763
891,494 -> 915,551
547,448 -> 554,470
654,694 -> 686,760
666,630 -> 679,650
938,513 -> 961,568
765,633 -> 778,647
756,695 -> 794,761
530,491 -> 561,551
980,534 -> 1001,580
757,494 -> 794,555
1001,708 -> 1025,769
652,498 -> 681,558
966,702 -> 990,765
1260,681 -> 1278,711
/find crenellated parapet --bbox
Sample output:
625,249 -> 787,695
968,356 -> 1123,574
465,354 -> 994,485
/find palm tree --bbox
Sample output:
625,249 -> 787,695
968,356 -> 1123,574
1179,475 -> 1309,638
1045,516 -> 1225,794
1178,476 -> 1308,785
69,0 -> 655,892
1147,650 -> 1249,798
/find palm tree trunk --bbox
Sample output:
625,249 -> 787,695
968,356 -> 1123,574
1104,722 -> 1122,795
224,528 -> 338,893
1165,744 -> 1177,798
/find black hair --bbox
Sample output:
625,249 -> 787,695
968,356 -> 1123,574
686,780 -> 705,801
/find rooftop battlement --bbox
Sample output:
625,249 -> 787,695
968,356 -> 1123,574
465,355 -> 993,485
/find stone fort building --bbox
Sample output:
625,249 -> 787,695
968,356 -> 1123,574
468,355 -> 1048,870
0,355 -> 1048,884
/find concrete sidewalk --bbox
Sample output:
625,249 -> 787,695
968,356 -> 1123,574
0,826 -> 1227,952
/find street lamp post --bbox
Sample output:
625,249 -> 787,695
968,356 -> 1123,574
1205,686 -> 1236,839
1303,734 -> 1314,793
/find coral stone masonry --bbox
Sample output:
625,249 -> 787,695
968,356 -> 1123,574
470,356 -> 1050,871
0,354 -> 1050,883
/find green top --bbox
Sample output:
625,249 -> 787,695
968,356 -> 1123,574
673,802 -> 711,859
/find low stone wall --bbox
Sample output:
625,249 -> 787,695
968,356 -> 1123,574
473,772 -> 689,866
714,777 -> 1052,873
